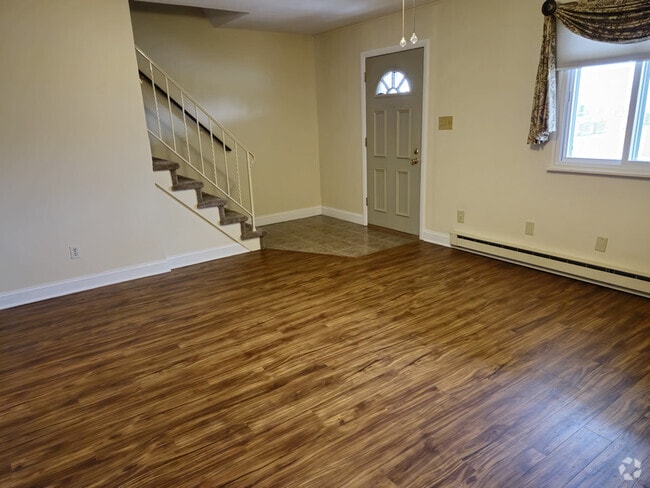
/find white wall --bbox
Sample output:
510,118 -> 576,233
0,0 -> 168,297
130,6 -> 323,219
315,0 -> 650,274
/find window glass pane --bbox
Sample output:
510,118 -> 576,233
634,93 -> 650,161
567,62 -> 635,160
631,66 -> 650,162
375,70 -> 411,96
398,79 -> 411,93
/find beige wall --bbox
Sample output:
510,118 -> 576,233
315,0 -> 650,274
155,189 -> 236,259
130,7 -> 322,218
0,0 -> 168,295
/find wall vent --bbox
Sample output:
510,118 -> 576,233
451,233 -> 650,297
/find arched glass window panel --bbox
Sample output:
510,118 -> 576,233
376,70 -> 411,95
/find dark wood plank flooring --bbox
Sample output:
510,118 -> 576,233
1,242 -> 648,487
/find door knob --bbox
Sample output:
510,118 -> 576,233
411,148 -> 420,164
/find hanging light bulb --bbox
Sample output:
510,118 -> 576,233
410,0 -> 418,44
400,0 -> 407,47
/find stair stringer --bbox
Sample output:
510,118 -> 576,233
154,171 -> 261,252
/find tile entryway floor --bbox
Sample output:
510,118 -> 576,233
260,215 -> 418,257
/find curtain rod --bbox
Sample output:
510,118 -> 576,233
542,0 -> 557,15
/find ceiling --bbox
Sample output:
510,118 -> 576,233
133,0 -> 432,35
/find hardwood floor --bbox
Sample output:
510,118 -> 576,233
1,242 -> 648,487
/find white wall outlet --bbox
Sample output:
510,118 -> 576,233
525,221 -> 535,236
595,236 -> 608,253
457,210 -> 465,224
69,246 -> 81,259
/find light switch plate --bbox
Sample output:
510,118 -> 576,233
439,116 -> 453,130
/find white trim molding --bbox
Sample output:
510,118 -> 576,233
0,241 -> 253,310
422,230 -> 451,247
167,244 -> 247,270
321,206 -> 364,225
0,260 -> 170,310
257,206 -> 364,226
255,206 -> 322,226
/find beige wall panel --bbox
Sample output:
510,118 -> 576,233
155,190 -> 234,258
0,0 -> 166,294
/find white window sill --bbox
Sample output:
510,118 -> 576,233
548,163 -> 650,179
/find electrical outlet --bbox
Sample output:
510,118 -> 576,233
457,210 -> 465,224
525,221 -> 535,236
595,236 -> 608,253
69,246 -> 80,259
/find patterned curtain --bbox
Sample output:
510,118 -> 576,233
527,0 -> 650,146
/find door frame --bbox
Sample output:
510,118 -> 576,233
360,40 -> 430,239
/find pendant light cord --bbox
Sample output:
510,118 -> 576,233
410,0 -> 418,44
400,0 -> 407,47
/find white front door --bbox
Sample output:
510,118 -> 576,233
366,48 -> 423,235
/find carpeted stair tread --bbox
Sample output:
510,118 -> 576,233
197,192 -> 227,209
221,209 -> 248,225
241,222 -> 267,240
152,158 -> 180,172
173,175 -> 204,191
150,161 -> 263,246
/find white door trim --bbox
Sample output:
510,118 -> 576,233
360,40 -> 430,239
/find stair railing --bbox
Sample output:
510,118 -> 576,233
135,46 -> 257,230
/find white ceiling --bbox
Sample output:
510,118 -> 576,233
134,0 -> 432,35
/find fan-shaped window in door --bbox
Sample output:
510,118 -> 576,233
376,70 -> 411,95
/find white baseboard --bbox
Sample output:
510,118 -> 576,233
321,206 -> 364,225
422,230 -> 451,247
0,243 -> 250,310
256,206 -> 364,226
451,233 -> 649,297
256,206 -> 322,226
0,260 -> 170,310
167,244 -> 246,269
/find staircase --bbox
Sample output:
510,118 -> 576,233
152,158 -> 265,250
136,46 -> 265,252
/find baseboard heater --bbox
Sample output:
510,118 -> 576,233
451,233 -> 650,298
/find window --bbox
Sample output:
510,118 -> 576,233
554,60 -> 650,178
376,70 -> 411,95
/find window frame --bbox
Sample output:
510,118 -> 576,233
551,60 -> 650,179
